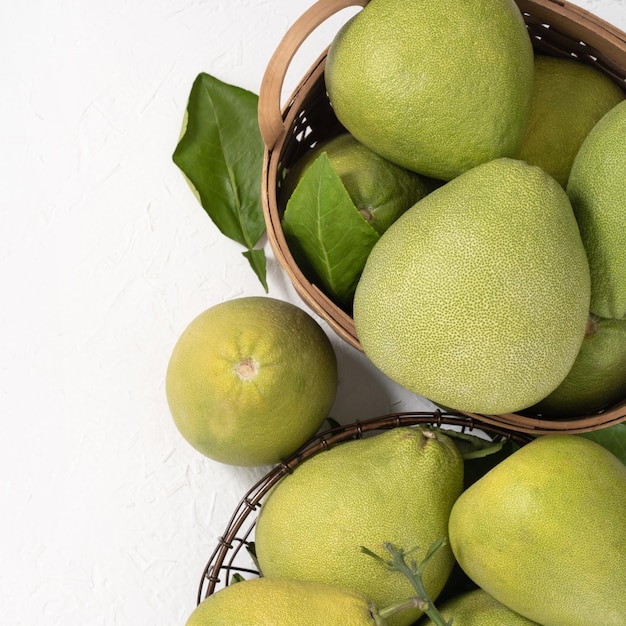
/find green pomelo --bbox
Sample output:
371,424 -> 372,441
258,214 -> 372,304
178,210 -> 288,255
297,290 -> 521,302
448,435 -> 626,625
567,99 -> 626,319
279,133 -> 440,234
421,589 -> 539,625
516,54 -> 624,188
529,314 -> 626,418
254,427 -> 464,626
353,158 -> 590,415
165,297 -> 337,467
324,0 -> 534,180
185,577 -> 383,626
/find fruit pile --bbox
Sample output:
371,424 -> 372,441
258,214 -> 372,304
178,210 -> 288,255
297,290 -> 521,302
164,300 -> 626,625
277,0 -> 626,420
182,424 -> 626,625
167,0 -> 626,624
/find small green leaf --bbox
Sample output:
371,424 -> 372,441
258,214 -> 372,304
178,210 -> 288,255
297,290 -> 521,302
242,248 -> 268,291
229,574 -> 246,585
438,428 -> 505,460
246,541 -> 259,571
281,153 -> 380,308
172,73 -> 267,289
580,422 -> 626,465
462,438 -> 522,490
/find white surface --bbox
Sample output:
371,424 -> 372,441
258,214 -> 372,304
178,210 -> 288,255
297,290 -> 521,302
1,1 -> 624,624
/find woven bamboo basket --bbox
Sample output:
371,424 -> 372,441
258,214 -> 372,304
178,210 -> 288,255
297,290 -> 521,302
196,410 -> 533,602
258,0 -> 626,436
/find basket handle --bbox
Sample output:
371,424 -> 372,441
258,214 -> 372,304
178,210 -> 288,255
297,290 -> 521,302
258,0 -> 369,149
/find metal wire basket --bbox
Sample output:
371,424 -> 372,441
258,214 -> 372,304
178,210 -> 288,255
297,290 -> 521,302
257,0 -> 626,435
196,410 -> 533,603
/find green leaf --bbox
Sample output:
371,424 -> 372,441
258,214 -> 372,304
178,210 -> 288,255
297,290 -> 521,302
242,248 -> 267,291
462,438 -> 522,490
438,428 -> 505,460
172,73 -> 267,289
281,152 -> 380,308
580,422 -> 626,465
230,574 -> 246,585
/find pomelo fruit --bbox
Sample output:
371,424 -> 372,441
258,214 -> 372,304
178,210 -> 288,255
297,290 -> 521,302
516,54 -> 624,187
254,426 -> 464,626
185,577 -> 386,626
529,314 -> 626,418
165,296 -> 338,466
353,158 -> 590,415
324,0 -> 534,180
567,99 -> 626,319
448,434 -> 626,625
420,589 -> 539,625
279,133 -> 440,234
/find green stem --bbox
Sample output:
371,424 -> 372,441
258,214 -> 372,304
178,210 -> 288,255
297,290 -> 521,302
362,540 -> 452,626
379,597 -> 432,621
386,542 -> 451,626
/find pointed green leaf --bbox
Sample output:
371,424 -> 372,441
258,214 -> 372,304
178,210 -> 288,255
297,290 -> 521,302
172,73 -> 267,287
242,248 -> 268,292
230,574 -> 246,585
281,153 -> 380,307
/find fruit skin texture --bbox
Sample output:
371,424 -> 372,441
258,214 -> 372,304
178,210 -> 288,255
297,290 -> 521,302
165,296 -> 338,467
448,435 -> 626,625
529,314 -> 626,418
516,55 -> 624,188
420,588 -> 539,625
184,576 -> 384,626
254,427 -> 464,626
567,99 -> 626,319
279,133 -> 441,234
324,0 -> 533,180
353,158 -> 590,415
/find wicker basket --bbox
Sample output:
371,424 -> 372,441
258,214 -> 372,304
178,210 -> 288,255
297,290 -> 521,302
196,410 -> 533,602
258,0 -> 626,436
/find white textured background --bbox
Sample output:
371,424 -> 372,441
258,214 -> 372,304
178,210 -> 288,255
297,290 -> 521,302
1,0 -> 624,624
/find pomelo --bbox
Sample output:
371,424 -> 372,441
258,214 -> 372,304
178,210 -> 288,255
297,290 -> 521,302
254,427 -> 464,626
420,589 -> 539,625
516,54 -> 624,187
185,577 -> 385,626
324,0 -> 534,180
165,297 -> 338,466
567,99 -> 626,319
529,314 -> 626,418
448,435 -> 626,624
353,158 -> 590,415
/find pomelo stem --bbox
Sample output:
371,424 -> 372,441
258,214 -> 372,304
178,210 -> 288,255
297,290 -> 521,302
362,540 -> 452,626
235,357 -> 259,380
377,596 -> 428,620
